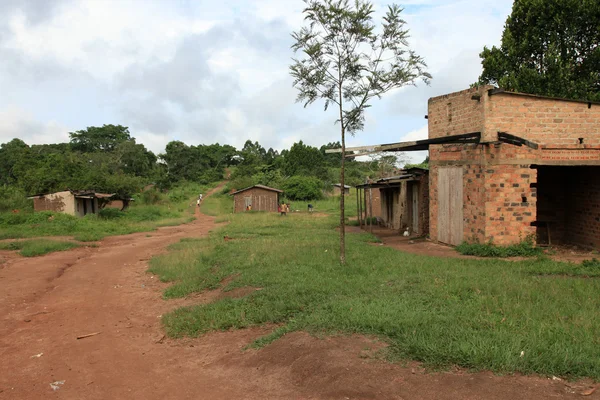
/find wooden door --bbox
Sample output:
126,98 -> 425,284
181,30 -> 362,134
411,183 -> 419,234
437,167 -> 464,245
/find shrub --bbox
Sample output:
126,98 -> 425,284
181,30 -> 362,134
282,176 -> 324,201
228,176 -> 255,193
98,208 -> 125,219
456,238 -> 542,258
581,258 -> 600,269
138,189 -> 165,205
0,185 -> 33,213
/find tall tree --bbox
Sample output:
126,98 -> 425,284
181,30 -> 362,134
290,0 -> 430,264
69,124 -> 132,153
478,0 -> 600,101
284,140 -> 326,178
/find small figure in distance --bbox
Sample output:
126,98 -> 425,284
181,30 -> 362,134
308,204 -> 314,213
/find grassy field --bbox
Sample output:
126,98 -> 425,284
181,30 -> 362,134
0,182 -> 215,242
0,239 -> 81,257
150,210 -> 600,380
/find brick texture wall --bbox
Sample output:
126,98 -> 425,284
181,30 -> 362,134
428,87 -> 485,139
566,167 -> 600,248
429,87 -> 600,247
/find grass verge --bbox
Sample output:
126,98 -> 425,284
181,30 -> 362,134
150,212 -> 600,380
0,239 -> 80,257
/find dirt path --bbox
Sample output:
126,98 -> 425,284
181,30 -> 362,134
0,186 -> 597,399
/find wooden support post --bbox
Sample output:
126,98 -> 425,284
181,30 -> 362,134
356,188 -> 360,228
358,188 -> 363,229
369,187 -> 374,233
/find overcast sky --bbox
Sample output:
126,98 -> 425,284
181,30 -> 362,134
0,0 -> 512,162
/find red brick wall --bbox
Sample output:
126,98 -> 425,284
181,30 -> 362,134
483,165 -> 537,245
428,87 -> 600,247
485,93 -> 600,146
428,87 -> 486,139
233,188 -> 280,213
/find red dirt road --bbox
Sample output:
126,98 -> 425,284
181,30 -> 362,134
1,189 -> 598,399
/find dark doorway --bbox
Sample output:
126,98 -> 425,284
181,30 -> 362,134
534,166 -> 600,249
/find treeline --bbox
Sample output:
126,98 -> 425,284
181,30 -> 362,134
0,123 -> 424,210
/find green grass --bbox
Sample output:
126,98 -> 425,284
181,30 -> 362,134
149,212 -> 600,380
0,182 -> 216,241
201,193 -> 233,217
456,240 -> 543,258
0,239 -> 80,257
288,192 -> 358,217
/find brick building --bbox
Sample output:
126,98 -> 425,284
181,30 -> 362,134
231,185 -> 282,213
28,190 -> 114,217
428,86 -> 600,248
357,168 -> 429,236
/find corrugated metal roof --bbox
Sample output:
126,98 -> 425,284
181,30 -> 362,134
230,184 -> 283,195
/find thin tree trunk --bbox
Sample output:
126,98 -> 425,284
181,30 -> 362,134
338,79 -> 346,265
340,125 -> 346,265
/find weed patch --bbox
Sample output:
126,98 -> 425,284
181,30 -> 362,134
456,240 -> 543,258
0,239 -> 80,257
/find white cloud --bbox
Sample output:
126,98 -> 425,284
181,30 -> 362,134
0,106 -> 70,144
0,0 -> 513,159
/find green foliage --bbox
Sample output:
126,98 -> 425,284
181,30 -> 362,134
69,124 -> 132,152
0,185 -> 32,212
151,212 -> 600,380
227,176 -> 256,193
581,258 -> 600,269
456,239 -> 543,258
160,141 -> 234,184
478,0 -> 600,101
283,141 -> 327,179
290,0 -> 431,134
98,208 -> 126,219
282,176 -> 324,201
290,1 -> 430,262
405,156 -> 429,170
0,239 -> 80,257
136,188 -> 165,205
201,194 -> 233,217
527,258 -> 600,278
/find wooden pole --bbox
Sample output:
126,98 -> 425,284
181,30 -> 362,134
369,187 -> 374,233
355,188 -> 359,228
358,188 -> 363,229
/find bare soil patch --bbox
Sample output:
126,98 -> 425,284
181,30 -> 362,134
0,186 -> 597,399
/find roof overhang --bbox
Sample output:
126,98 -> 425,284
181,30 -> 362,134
326,131 -> 538,157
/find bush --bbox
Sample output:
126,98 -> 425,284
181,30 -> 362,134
228,176 -> 255,193
98,208 -> 125,219
581,258 -> 600,269
138,189 -> 165,205
0,185 -> 33,213
456,239 -> 542,258
282,176 -> 324,201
